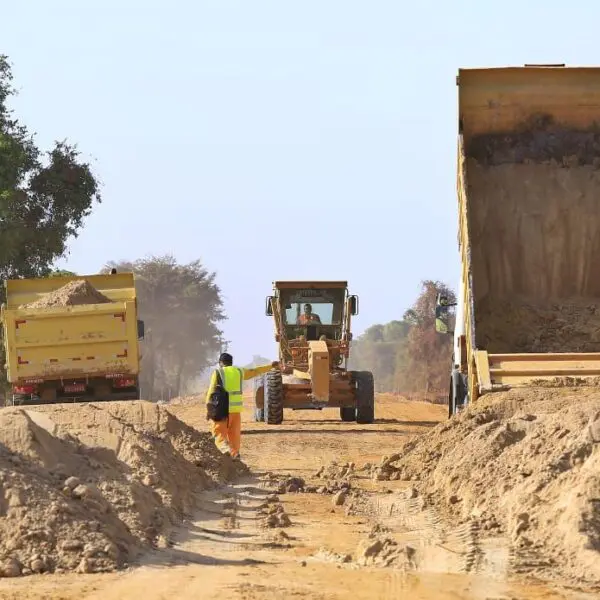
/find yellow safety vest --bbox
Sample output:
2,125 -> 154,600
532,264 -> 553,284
218,366 -> 244,413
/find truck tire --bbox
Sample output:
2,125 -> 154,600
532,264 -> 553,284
354,371 -> 375,424
448,376 -> 455,418
340,407 -> 356,422
449,370 -> 467,418
253,376 -> 265,422
264,370 -> 284,425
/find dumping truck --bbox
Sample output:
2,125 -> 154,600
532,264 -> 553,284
1,272 -> 144,405
254,280 -> 375,424
436,63 -> 600,417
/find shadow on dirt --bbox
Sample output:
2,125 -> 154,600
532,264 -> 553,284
143,547 -> 271,568
243,427 -> 416,435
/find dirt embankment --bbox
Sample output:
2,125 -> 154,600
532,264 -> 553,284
367,388 -> 600,586
466,124 -> 600,353
0,401 -> 243,577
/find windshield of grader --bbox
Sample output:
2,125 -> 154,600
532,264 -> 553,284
280,288 -> 345,340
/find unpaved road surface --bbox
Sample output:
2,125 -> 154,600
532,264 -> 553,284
0,395 -> 596,599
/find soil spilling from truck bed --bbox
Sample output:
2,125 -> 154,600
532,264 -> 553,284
476,297 -> 600,353
465,121 -> 600,353
367,387 -> 600,586
0,401 -> 243,577
22,280 -> 112,309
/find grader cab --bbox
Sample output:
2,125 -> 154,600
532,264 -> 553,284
254,281 -> 375,424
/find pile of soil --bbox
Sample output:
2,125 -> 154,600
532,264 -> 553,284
367,388 -> 600,585
0,401 -> 244,577
22,280 -> 112,309
476,297 -> 600,353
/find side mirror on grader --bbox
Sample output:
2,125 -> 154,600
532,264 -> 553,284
253,281 -> 375,426
265,296 -> 274,316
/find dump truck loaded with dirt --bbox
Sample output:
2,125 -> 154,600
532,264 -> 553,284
436,65 -> 600,415
1,273 -> 145,405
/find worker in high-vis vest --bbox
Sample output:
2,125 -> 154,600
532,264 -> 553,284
205,352 -> 278,460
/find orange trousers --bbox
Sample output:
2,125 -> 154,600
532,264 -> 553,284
210,413 -> 242,457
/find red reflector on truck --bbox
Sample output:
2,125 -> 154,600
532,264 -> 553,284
13,385 -> 35,394
114,378 -> 135,388
17,356 -> 29,365
117,349 -> 128,358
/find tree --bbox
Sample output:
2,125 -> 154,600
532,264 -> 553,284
245,355 -> 273,368
348,280 -> 456,399
105,256 -> 226,400
403,280 -> 456,395
349,320 -> 411,392
0,55 -> 100,282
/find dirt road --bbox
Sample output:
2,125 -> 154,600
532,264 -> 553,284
0,395 -> 595,599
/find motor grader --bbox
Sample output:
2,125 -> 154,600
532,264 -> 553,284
253,281 -> 375,424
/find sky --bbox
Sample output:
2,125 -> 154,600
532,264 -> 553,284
2,0 -> 598,364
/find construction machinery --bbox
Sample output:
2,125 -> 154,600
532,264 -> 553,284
437,63 -> 600,417
254,281 -> 375,424
1,272 -> 144,405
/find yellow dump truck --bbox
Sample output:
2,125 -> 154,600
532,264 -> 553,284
436,64 -> 600,416
1,272 -> 144,405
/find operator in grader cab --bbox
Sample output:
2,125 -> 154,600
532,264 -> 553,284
205,352 -> 279,460
297,303 -> 321,325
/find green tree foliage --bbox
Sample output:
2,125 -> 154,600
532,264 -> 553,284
349,280 -> 456,397
49,269 -> 77,277
0,55 -> 100,282
105,256 -> 226,400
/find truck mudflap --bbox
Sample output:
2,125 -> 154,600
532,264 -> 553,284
475,350 -> 600,393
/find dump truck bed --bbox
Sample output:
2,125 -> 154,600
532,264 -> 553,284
2,274 -> 140,384
457,65 -> 600,399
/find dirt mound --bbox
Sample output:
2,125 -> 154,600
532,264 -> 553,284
0,401 -> 245,576
366,388 -> 600,586
22,280 -> 112,309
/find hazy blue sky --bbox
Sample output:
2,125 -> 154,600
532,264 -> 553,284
3,1 -> 597,363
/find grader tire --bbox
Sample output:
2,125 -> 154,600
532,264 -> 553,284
253,376 -> 265,422
265,370 -> 284,425
354,371 -> 375,424
340,407 -> 356,422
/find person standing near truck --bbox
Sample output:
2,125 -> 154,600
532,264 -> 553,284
205,352 -> 278,460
